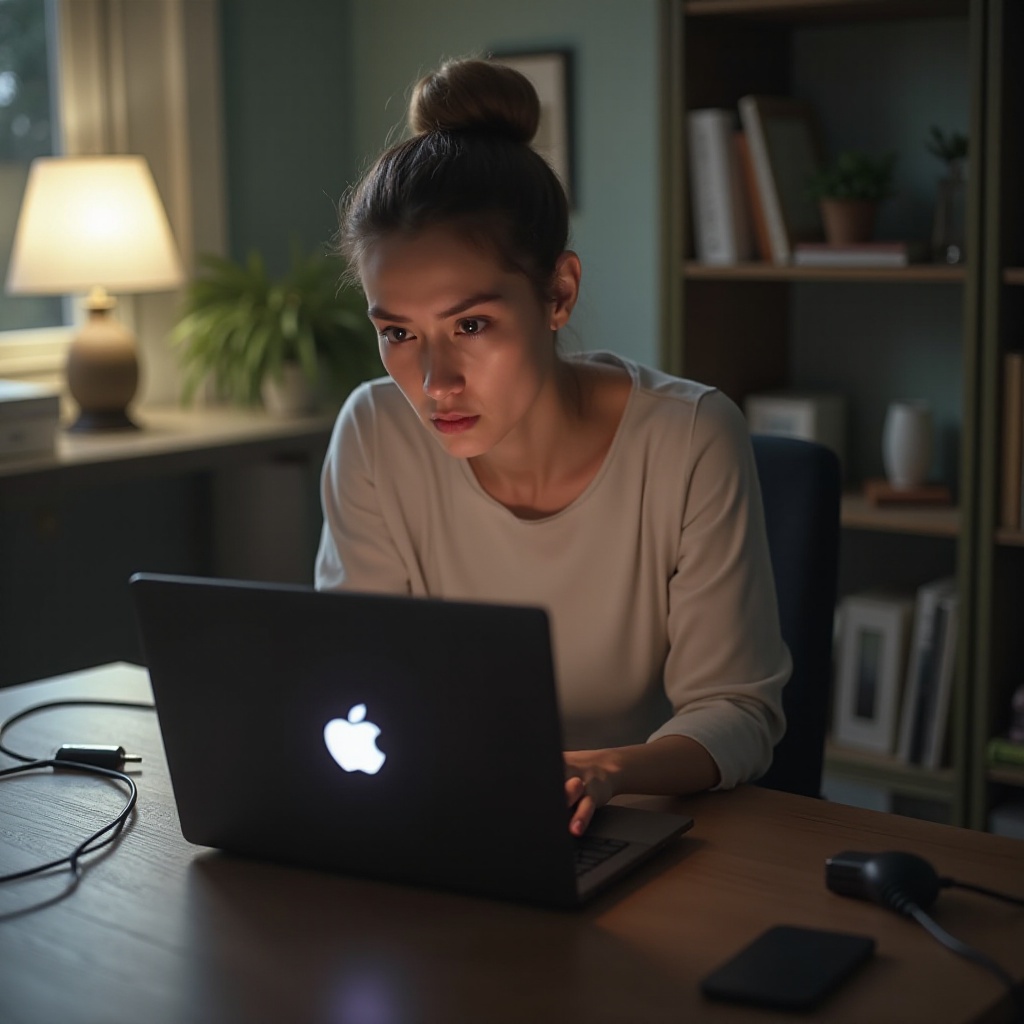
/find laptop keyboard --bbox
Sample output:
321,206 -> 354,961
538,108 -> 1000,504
574,834 -> 628,877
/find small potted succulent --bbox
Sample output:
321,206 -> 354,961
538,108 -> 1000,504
170,248 -> 379,415
806,150 -> 898,245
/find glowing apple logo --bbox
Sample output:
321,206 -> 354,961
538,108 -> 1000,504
323,703 -> 386,775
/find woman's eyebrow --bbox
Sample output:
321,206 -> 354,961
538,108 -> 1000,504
436,292 -> 504,319
367,292 -> 504,323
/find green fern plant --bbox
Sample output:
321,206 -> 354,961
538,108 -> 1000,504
170,249 -> 379,406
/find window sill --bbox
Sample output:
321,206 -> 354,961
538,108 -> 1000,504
0,327 -> 72,377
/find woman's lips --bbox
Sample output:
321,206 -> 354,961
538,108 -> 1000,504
431,414 -> 480,435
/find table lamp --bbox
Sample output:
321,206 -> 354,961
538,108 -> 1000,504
5,155 -> 184,432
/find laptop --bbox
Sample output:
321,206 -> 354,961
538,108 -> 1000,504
129,572 -> 693,909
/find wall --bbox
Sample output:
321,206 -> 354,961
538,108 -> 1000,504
219,0 -> 354,276
220,0 -> 663,367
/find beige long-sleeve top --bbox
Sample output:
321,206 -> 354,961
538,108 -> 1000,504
315,352 -> 790,788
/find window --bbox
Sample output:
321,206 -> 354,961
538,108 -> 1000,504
0,0 -> 65,333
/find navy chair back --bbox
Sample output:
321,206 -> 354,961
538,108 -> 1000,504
750,434 -> 841,798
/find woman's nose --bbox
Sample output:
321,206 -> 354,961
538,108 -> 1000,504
422,342 -> 464,399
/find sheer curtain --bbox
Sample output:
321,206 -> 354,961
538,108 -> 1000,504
1,0 -> 226,404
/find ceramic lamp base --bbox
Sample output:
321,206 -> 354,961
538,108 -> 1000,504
65,290 -> 140,433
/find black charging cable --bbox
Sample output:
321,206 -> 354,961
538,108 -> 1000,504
0,697 -> 155,883
826,850 -> 1024,1022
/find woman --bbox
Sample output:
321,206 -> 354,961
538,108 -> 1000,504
316,58 -> 790,836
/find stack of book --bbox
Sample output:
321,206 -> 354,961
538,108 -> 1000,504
0,379 -> 61,459
687,96 -> 823,266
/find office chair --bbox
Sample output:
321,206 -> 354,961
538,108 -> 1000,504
750,434 -> 841,799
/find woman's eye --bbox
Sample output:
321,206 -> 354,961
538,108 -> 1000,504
379,326 -> 411,343
456,318 -> 487,336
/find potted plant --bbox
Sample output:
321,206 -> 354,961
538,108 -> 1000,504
170,248 -> 379,415
926,125 -> 968,264
806,150 -> 897,245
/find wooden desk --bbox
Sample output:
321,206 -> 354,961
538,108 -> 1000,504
2,664 -> 1023,1024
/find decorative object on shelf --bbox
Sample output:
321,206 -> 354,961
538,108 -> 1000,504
4,155 -> 184,433
170,249 -> 379,415
744,391 -> 847,475
805,150 -> 897,246
896,578 -> 959,769
999,351 -> 1024,529
686,108 -> 753,265
926,125 -> 968,265
863,478 -> 952,507
881,399 -> 933,489
1011,684 -> 1024,743
832,591 -> 914,755
488,50 -> 574,205
737,95 -> 825,265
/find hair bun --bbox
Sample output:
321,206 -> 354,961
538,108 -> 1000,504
409,58 -> 540,145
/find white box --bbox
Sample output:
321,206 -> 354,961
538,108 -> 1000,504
0,380 -> 61,459
745,391 -> 847,471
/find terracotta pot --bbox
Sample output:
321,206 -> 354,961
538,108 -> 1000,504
819,198 -> 879,245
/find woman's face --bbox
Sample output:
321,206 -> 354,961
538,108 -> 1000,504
360,225 -> 576,461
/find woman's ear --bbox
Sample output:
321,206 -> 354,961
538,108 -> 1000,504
548,251 -> 582,330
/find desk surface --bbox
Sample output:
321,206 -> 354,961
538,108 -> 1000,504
1,664 -> 1022,1024
0,404 -> 338,489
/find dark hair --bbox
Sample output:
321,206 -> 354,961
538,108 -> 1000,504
336,58 -> 570,300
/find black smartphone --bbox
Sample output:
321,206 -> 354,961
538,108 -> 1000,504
700,924 -> 876,1011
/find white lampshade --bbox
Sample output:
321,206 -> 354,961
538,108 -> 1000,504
6,154 -> 184,296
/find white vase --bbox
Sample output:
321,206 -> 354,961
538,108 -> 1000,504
261,362 -> 317,417
882,400 -> 933,489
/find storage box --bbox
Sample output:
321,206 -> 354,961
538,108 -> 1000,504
744,392 -> 847,473
0,380 -> 61,459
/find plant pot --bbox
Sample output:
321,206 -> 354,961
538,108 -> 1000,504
819,198 -> 879,245
261,362 -> 318,417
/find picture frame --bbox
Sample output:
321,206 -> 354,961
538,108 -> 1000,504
832,593 -> 914,755
489,50 -> 574,205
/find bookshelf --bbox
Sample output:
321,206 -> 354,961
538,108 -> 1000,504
662,0 -> 1023,829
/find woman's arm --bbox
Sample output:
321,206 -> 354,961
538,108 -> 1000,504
315,382 -> 413,593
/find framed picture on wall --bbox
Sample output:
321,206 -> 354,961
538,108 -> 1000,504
832,592 -> 914,755
489,50 -> 574,205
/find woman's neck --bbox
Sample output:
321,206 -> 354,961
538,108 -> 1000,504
469,357 -> 630,519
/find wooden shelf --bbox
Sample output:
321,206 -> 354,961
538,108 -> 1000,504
1005,267 -> 1024,286
987,765 -> 1024,788
825,740 -> 956,801
841,493 -> 960,537
683,261 -> 965,284
684,0 -> 967,23
995,527 -> 1024,547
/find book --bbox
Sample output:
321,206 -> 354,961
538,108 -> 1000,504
792,241 -> 928,268
987,737 -> 1024,768
686,109 -> 752,265
737,95 -> 824,265
1001,351 -> 1024,529
0,379 -> 61,459
734,132 -> 772,262
896,577 -> 957,765
921,591 -> 959,769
